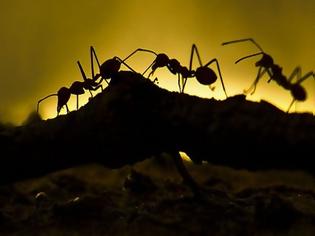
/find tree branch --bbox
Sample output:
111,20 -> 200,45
1,71 -> 315,184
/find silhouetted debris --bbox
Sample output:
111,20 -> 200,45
22,111 -> 42,126
123,169 -> 157,193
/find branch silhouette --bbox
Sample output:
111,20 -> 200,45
1,71 -> 315,185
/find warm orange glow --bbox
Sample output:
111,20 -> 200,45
0,0 -> 314,124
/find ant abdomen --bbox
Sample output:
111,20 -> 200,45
195,67 -> 217,85
291,84 -> 307,101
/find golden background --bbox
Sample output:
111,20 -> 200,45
0,0 -> 314,124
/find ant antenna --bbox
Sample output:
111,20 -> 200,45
182,44 -> 203,92
90,46 -> 101,80
122,48 -> 159,76
77,61 -> 88,81
222,38 -> 264,52
113,56 -> 137,72
222,38 -> 266,64
235,52 -> 264,64
204,58 -> 228,98
37,94 -> 57,114
122,48 -> 157,62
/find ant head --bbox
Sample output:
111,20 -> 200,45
291,84 -> 307,101
255,54 -> 274,68
195,67 -> 217,85
57,87 -> 71,113
152,54 -> 169,71
168,59 -> 181,74
100,58 -> 121,79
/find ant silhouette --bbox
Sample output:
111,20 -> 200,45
37,61 -> 102,116
222,38 -> 315,111
89,46 -> 140,85
128,45 -> 228,97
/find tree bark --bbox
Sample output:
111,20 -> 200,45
1,71 -> 315,184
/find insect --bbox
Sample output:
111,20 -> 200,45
89,46 -> 138,85
133,44 -> 228,97
222,38 -> 315,111
37,61 -> 102,116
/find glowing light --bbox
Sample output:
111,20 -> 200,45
1,0 -> 314,124
179,151 -> 192,162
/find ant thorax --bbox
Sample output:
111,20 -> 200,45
180,67 -> 193,78
168,59 -> 181,75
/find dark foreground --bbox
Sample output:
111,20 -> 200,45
1,156 -> 315,236
1,71 -> 315,235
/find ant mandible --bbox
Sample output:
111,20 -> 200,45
130,45 -> 228,97
37,61 -> 102,116
222,38 -> 315,112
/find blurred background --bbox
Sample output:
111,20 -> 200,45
0,0 -> 314,124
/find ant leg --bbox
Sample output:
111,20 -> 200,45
89,84 -> 103,94
204,59 -> 228,98
122,48 -> 157,62
90,46 -> 111,86
177,74 -> 182,93
114,56 -> 136,72
183,44 -> 203,93
182,77 -> 187,93
121,48 -> 157,77
148,67 -> 157,78
189,44 -> 203,71
90,46 -> 101,80
295,71 -> 315,84
142,60 -> 156,76
287,99 -> 296,112
66,104 -> 69,114
76,95 -> 79,110
222,38 -> 264,52
288,66 -> 302,83
77,61 -> 89,82
181,76 -> 186,93
244,67 -> 266,95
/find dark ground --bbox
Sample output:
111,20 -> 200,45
1,71 -> 315,235
1,157 -> 315,236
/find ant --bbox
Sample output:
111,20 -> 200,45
222,38 -> 315,111
111,45 -> 228,97
37,61 -> 102,116
89,46 -> 140,85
